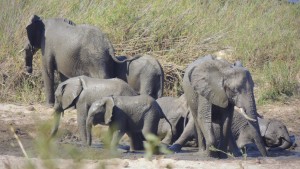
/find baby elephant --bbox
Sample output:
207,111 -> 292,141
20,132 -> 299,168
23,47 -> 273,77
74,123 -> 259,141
231,113 -> 293,152
86,95 -> 172,151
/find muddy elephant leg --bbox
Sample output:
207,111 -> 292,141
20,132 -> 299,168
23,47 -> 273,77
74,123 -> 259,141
110,129 -> 125,150
41,60 -> 55,106
170,117 -> 195,152
161,127 -> 175,145
218,110 -> 233,158
76,103 -> 89,144
228,131 -> 242,157
198,117 -> 218,157
127,132 -> 144,151
142,111 -> 159,137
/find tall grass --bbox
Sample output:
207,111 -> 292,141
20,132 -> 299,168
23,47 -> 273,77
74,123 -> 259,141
0,0 -> 299,103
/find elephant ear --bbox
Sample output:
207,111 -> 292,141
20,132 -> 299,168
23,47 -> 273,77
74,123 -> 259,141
104,97 -> 115,125
189,60 -> 228,108
26,15 -> 44,48
61,78 -> 83,110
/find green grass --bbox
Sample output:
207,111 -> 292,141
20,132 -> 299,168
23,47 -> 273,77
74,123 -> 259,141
0,0 -> 300,103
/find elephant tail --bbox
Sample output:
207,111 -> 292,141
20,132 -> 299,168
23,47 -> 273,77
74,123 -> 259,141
110,52 -> 142,64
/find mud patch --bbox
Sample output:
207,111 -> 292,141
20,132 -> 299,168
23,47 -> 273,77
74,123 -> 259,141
0,101 -> 299,168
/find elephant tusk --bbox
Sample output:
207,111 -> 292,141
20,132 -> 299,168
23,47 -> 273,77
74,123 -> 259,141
234,106 -> 257,122
18,48 -> 25,53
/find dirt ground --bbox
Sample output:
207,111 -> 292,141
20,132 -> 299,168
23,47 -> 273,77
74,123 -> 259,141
0,99 -> 300,169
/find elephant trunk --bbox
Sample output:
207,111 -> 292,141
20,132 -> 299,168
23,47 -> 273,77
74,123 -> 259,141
50,110 -> 62,138
279,132 -> 292,150
24,43 -> 36,74
242,93 -> 268,156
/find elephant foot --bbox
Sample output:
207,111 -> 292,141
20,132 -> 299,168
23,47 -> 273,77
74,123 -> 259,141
169,144 -> 183,153
117,144 -> 130,151
192,150 -> 220,159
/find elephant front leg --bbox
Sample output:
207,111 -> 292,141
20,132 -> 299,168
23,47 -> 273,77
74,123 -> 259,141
161,128 -> 175,146
170,117 -> 196,153
77,104 -> 89,145
218,109 -> 233,158
197,115 -> 218,157
42,59 -> 55,106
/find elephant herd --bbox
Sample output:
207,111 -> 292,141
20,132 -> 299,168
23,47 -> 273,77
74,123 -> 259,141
22,15 -> 292,158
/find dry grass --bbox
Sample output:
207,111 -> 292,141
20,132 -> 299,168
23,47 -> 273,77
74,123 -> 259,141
0,0 -> 300,104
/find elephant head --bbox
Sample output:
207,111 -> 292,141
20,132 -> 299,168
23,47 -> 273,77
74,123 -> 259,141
259,118 -> 292,150
189,58 -> 267,156
53,77 -> 84,112
86,97 -> 115,145
50,77 -> 84,137
23,15 -> 44,74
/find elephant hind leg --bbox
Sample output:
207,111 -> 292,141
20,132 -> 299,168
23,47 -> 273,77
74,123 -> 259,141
110,129 -> 125,150
127,132 -> 144,151
161,128 -> 175,145
142,110 -> 159,136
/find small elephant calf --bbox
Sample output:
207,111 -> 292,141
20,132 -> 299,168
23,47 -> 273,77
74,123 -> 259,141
231,113 -> 293,152
86,95 -> 172,151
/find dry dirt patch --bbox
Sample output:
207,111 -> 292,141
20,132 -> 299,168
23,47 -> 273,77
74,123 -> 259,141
0,100 -> 299,168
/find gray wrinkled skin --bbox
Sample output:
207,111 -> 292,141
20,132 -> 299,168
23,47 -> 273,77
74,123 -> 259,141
51,75 -> 138,144
157,95 -> 195,149
182,55 -> 267,158
231,113 -> 292,152
116,54 -> 164,99
24,15 -> 133,106
86,95 -> 172,151
158,98 -> 292,155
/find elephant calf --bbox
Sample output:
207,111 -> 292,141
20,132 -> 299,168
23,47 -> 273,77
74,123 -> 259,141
51,75 -> 137,144
231,111 -> 292,152
116,54 -> 164,99
86,95 -> 172,151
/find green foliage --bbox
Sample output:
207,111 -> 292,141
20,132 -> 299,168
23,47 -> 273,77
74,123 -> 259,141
0,0 -> 299,103
143,133 -> 172,160
208,145 -> 235,158
257,60 -> 299,104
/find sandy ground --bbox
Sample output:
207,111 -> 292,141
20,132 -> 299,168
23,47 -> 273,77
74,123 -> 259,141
0,99 -> 299,169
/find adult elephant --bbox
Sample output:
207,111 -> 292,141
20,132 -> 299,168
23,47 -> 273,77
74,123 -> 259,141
116,54 -> 164,99
51,75 -> 138,144
182,55 -> 267,158
22,15 -> 136,106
